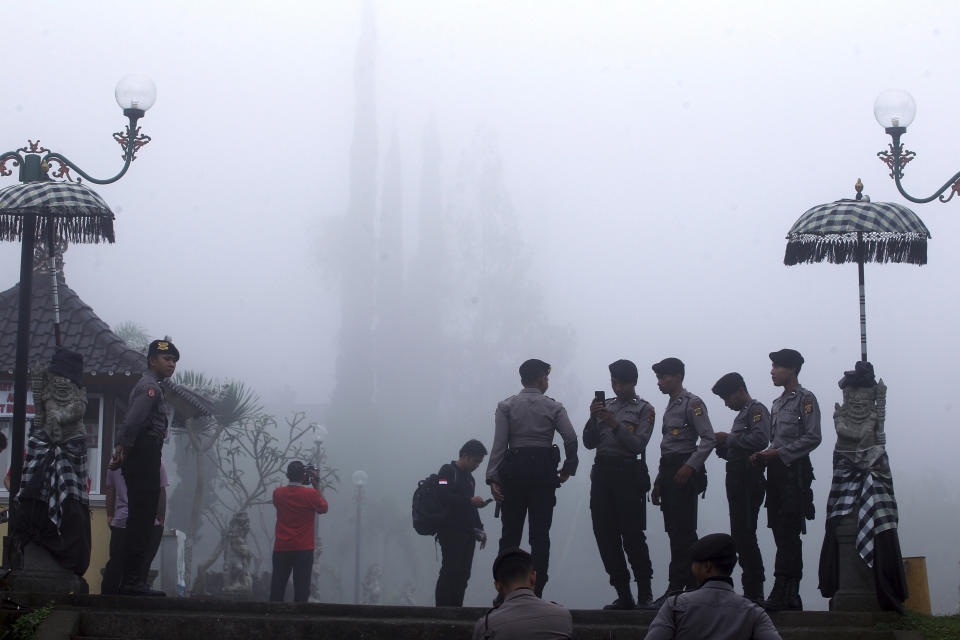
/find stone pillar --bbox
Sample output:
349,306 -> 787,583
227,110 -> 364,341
829,513 -> 879,611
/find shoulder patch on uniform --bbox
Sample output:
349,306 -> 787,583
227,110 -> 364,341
648,409 -> 656,424
803,402 -> 813,414
147,387 -> 157,398
693,404 -> 703,416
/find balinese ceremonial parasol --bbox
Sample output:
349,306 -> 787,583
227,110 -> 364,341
784,180 -> 931,362
0,180 -> 116,345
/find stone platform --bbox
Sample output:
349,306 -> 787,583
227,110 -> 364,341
0,592 -> 922,640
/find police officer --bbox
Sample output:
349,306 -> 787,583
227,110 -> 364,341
584,359 -> 655,609
649,357 -> 716,604
486,359 -> 578,598
643,533 -> 782,640
113,338 -> 178,596
473,547 -> 573,640
711,372 -> 771,602
750,349 -> 821,611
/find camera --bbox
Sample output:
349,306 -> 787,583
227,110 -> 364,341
302,463 -> 320,485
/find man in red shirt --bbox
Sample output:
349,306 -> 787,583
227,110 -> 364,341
270,461 -> 329,602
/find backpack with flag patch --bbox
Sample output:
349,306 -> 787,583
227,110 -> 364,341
412,473 -> 448,535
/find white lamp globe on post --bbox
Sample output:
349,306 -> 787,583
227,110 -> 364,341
874,89 -> 916,130
115,74 -> 157,115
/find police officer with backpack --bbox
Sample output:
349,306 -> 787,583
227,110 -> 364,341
435,439 -> 490,606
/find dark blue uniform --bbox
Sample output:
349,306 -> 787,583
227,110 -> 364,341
116,369 -> 169,590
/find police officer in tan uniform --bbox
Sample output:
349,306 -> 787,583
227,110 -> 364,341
649,357 -> 716,605
644,533 -> 782,640
473,547 -> 573,640
711,372 -> 771,602
584,359 -> 656,609
487,359 -> 578,598
113,338 -> 177,596
750,349 -> 821,611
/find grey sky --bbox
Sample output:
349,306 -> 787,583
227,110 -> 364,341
1,0 -> 958,612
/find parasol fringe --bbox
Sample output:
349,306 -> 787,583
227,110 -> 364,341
0,211 -> 115,244
784,233 -> 927,266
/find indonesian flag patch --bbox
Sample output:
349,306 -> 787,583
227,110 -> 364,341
438,479 -> 449,485
147,387 -> 157,398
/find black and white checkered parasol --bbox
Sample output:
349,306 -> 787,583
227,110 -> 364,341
784,190 -> 932,361
0,181 -> 115,244
784,199 -> 930,266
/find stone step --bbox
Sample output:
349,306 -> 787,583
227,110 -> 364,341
3,592 -> 913,640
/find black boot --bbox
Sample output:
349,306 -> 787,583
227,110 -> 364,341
643,585 -> 683,611
743,580 -> 765,604
635,580 -> 653,609
761,577 -> 787,612
603,583 -> 636,610
783,578 -> 803,611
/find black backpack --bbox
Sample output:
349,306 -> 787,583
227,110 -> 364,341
412,473 -> 448,535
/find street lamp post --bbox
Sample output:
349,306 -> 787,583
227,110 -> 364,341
0,74 -> 155,513
310,423 -> 328,551
351,469 -> 368,604
874,89 -> 960,204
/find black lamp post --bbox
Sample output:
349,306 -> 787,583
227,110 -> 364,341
0,74 -> 155,508
352,469 -> 367,604
875,89 -> 960,204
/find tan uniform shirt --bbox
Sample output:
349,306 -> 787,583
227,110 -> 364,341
472,588 -> 573,640
583,396 -> 655,458
486,388 -> 579,485
659,390 -> 716,470
644,579 -> 782,640
769,386 -> 821,465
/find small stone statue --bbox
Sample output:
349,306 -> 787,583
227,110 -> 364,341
833,362 -> 887,470
361,564 -> 383,605
222,511 -> 253,595
11,347 -> 91,587
32,351 -> 88,443
820,360 -> 907,612
398,580 -> 416,605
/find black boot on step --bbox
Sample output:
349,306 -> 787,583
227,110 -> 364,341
603,583 -> 636,610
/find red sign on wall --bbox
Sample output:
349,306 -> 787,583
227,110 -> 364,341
0,381 -> 35,418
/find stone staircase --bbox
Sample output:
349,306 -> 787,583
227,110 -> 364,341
0,592 -> 923,640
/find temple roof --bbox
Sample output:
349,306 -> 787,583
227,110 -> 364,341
0,266 -> 211,416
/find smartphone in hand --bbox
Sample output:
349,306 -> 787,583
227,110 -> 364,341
594,390 -> 605,404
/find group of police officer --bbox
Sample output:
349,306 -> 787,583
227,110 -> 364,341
484,349 -> 820,613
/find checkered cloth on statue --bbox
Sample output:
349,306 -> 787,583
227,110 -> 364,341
825,451 -> 898,568
16,430 -> 89,532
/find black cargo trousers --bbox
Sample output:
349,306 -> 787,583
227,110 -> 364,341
590,456 -> 652,589
726,458 -> 766,594
498,446 -> 560,596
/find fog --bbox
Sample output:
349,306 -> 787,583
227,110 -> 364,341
2,0 -> 959,614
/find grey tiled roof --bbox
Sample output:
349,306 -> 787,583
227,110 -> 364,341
0,267 -> 211,416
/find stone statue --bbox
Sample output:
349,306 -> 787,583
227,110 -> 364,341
222,511 -> 253,596
398,580 -> 416,605
10,347 -> 91,590
832,365 -> 887,470
32,355 -> 88,444
820,360 -> 907,612
361,564 -> 383,605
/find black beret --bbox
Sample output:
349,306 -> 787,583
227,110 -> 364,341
839,361 -> 876,390
691,533 -> 737,564
769,348 -> 803,371
519,359 -> 551,381
48,347 -> 84,386
492,546 -> 532,580
652,357 -> 684,376
609,359 -> 638,384
711,372 -> 745,398
149,339 -> 180,361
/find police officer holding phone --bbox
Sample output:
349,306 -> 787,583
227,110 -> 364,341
486,359 -> 578,598
584,359 -> 656,609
